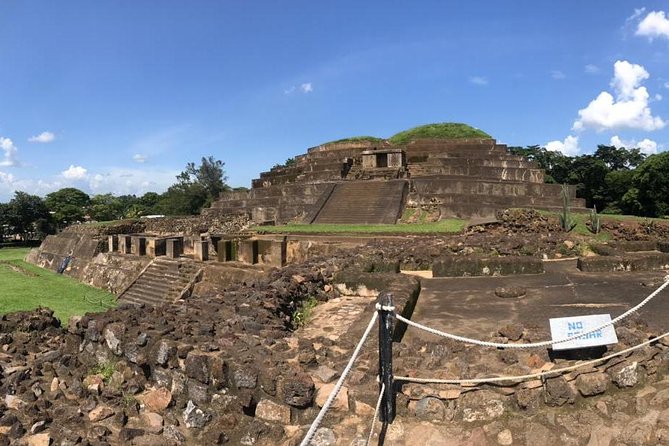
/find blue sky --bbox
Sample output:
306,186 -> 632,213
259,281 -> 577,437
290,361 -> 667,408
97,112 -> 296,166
1,1 -> 669,201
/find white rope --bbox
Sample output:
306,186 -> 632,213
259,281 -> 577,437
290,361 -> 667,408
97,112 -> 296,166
394,278 -> 669,349
300,312 -> 379,446
396,330 -> 669,385
365,382 -> 385,446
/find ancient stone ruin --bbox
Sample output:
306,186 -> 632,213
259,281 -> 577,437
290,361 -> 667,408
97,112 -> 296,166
204,134 -> 586,224
8,125 -> 669,445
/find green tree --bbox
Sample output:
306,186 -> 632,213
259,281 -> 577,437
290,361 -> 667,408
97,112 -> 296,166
158,156 -> 228,215
632,152 -> 669,217
594,145 -> 645,170
177,156 -> 228,203
510,144 -> 650,214
566,155 -> 609,210
603,169 -> 636,214
45,187 -> 91,228
0,202 -> 9,242
157,182 -> 208,215
131,192 -> 161,216
89,194 -> 125,222
5,191 -> 51,240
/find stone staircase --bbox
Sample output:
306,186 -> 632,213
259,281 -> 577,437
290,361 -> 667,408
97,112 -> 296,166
118,258 -> 203,307
312,180 -> 407,224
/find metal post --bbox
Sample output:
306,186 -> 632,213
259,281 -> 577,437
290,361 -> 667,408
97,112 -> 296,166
378,292 -> 395,423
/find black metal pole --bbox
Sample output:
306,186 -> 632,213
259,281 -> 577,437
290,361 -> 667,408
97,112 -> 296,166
378,292 -> 395,423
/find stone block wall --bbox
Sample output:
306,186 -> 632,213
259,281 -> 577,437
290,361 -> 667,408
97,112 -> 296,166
204,138 -> 588,222
433,256 -> 545,277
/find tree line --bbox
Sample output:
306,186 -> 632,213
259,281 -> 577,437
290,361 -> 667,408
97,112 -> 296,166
508,145 -> 669,218
0,156 -> 236,242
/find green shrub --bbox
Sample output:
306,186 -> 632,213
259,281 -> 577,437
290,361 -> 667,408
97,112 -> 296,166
90,361 -> 115,383
292,296 -> 318,329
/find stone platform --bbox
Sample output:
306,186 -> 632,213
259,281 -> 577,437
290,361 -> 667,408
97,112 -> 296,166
204,137 -> 586,224
407,259 -> 668,343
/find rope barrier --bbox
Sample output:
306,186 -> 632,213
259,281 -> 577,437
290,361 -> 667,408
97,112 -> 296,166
300,312 -> 379,446
365,382 -> 385,446
395,330 -> 669,385
393,278 -> 669,349
299,278 -> 668,440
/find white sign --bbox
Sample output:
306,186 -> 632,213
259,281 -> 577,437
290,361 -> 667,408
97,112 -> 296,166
549,314 -> 618,351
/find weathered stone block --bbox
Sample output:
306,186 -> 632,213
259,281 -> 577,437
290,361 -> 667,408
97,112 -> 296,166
282,373 -> 315,408
183,400 -> 211,428
194,241 -> 209,261
433,256 -> 544,277
255,399 -> 291,424
544,376 -> 576,406
184,353 -> 210,384
315,383 -> 348,411
575,372 -> 610,396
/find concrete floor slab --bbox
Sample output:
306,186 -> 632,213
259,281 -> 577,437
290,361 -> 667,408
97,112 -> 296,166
406,259 -> 668,343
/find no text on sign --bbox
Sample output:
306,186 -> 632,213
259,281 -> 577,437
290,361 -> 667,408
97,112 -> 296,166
549,314 -> 618,351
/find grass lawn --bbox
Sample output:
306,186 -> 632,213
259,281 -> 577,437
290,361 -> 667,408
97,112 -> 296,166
254,219 -> 466,235
0,247 -> 116,322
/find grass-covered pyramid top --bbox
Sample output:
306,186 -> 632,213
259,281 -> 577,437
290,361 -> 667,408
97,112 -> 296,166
388,123 -> 491,144
321,123 -> 491,146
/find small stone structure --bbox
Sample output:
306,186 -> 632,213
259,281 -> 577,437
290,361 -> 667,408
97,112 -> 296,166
203,138 -> 586,224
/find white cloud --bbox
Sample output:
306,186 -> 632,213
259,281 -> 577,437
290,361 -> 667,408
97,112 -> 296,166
627,7 -> 647,23
62,165 -> 88,180
610,60 -> 648,98
573,60 -> 665,132
638,139 -> 658,154
636,10 -> 669,40
0,137 -> 20,167
469,76 -> 488,86
132,154 -> 148,163
0,171 -> 16,199
656,94 -> 663,101
551,70 -> 566,80
610,135 -> 659,154
1,166 -> 180,201
88,167 -> 178,195
0,171 -> 14,184
585,64 -> 600,74
28,131 -> 55,143
545,135 -> 580,156
285,83 -> 314,95
665,82 -> 669,89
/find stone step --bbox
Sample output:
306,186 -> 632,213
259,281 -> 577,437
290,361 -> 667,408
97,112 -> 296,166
408,165 -> 544,183
412,176 -> 575,199
119,291 -> 167,307
407,152 -> 522,162
140,271 -> 183,282
128,283 -> 171,298
412,192 -> 580,208
313,180 -> 407,224
118,259 -> 201,307
409,157 -> 537,169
